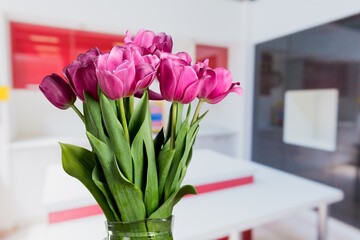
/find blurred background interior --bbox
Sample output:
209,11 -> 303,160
2,0 -> 360,239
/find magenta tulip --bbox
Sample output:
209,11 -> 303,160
96,45 -> 158,99
39,73 -> 76,110
63,48 -> 100,101
157,51 -> 192,65
197,67 -> 243,104
125,29 -> 173,54
158,58 -> 200,104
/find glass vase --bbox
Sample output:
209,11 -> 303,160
104,216 -> 174,240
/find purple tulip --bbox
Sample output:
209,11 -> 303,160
197,67 -> 243,104
124,29 -> 173,54
39,73 -> 76,110
158,57 -> 200,104
96,45 -> 158,99
63,48 -> 100,101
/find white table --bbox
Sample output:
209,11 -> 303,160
174,150 -> 343,240
4,150 -> 343,240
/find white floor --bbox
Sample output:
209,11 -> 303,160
2,210 -> 360,240
253,210 -> 360,240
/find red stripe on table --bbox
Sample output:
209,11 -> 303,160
193,176 -> 254,195
49,204 -> 103,224
216,229 -> 253,240
48,175 -> 254,224
242,229 -> 253,240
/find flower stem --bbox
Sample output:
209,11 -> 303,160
170,102 -> 178,149
129,96 -> 134,116
191,100 -> 204,125
71,105 -> 85,123
119,98 -> 130,143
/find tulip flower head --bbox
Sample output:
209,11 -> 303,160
39,73 -> 76,110
125,29 -> 173,54
197,67 -> 243,104
96,45 -> 159,100
158,56 -> 200,104
63,48 -> 100,101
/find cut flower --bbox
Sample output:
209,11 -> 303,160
39,29 -> 242,227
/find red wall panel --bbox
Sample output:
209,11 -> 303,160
10,22 -> 123,89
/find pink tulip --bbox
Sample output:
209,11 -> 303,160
197,67 -> 243,104
158,57 -> 200,104
124,29 -> 173,54
63,48 -> 100,101
157,51 -> 192,65
39,73 -> 76,110
96,45 -> 158,99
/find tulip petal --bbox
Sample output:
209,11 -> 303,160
174,65 -> 197,101
143,55 -> 160,69
124,30 -> 133,43
98,69 -> 124,100
207,68 -> 232,98
135,63 -> 156,90
73,65 -> 99,100
175,52 -> 192,65
114,61 -> 136,97
139,30 -> 156,49
206,83 -> 243,104
78,48 -> 100,64
181,80 -> 200,104
107,46 -> 124,72
63,61 -> 81,84
159,59 -> 177,101
124,47 -> 144,65
198,70 -> 217,99
135,89 -> 164,100
96,53 -> 109,71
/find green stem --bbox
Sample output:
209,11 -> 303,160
118,98 -> 130,143
191,100 -> 204,125
170,102 -> 178,149
71,105 -> 85,123
129,96 -> 134,116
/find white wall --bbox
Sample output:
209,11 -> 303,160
0,11 -> 13,230
251,0 -> 360,44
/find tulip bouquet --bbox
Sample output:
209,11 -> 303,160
40,29 -> 242,237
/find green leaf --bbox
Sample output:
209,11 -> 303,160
99,92 -> 133,182
165,103 -> 173,143
84,93 -> 107,142
92,162 -> 121,221
83,102 -> 98,137
157,143 -> 175,202
60,143 -> 117,221
131,132 -> 145,190
129,91 -> 159,216
86,132 -> 146,222
149,185 -> 197,219
163,111 -> 190,200
153,128 -> 165,159
175,103 -> 184,134
128,91 -> 148,142
171,125 -> 200,192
